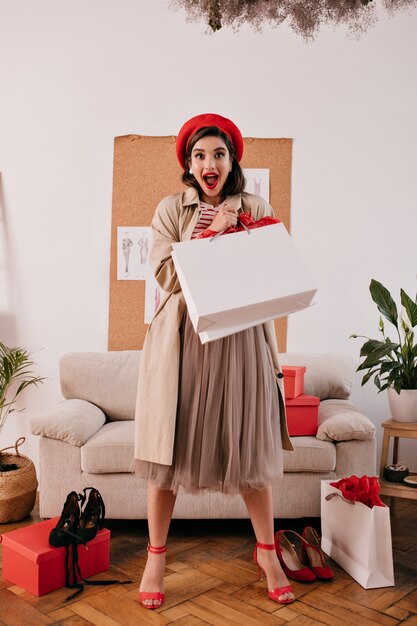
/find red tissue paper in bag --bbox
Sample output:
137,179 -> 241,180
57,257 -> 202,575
330,475 -> 385,508
196,212 -> 280,239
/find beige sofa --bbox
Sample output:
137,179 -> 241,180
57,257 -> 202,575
31,351 -> 376,520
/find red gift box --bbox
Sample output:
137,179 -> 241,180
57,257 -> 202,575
1,516 -> 110,596
285,394 -> 320,436
282,365 -> 306,399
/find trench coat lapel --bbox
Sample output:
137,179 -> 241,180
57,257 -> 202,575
181,188 -> 201,241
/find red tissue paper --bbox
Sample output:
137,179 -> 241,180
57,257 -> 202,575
196,212 -> 280,239
330,475 -> 385,508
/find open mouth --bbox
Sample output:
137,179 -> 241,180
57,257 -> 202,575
203,173 -> 219,190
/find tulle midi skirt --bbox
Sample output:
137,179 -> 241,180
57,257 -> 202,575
134,312 -> 283,495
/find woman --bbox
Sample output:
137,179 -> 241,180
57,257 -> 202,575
133,113 -> 295,609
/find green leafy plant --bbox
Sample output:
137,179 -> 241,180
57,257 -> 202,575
350,279 -> 417,394
0,342 -> 45,435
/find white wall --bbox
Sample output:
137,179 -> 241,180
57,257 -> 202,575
1,0 -> 416,470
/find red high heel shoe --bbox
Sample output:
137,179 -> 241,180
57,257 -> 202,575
253,541 -> 295,605
302,527 -> 334,580
274,531 -> 316,582
138,543 -> 167,609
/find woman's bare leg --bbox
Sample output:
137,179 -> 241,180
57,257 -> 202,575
139,482 -> 177,607
242,484 -> 294,603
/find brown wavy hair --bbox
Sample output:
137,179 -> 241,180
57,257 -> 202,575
182,126 -> 245,200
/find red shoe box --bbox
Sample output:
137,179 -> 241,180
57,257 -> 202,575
1,517 -> 110,596
282,366 -> 306,399
285,394 -> 320,436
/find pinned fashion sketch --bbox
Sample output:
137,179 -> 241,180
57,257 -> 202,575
121,234 -> 133,276
243,168 -> 270,201
138,234 -> 149,265
117,227 -> 152,280
117,227 -> 161,324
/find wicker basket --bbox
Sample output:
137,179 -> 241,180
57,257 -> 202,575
0,437 -> 38,523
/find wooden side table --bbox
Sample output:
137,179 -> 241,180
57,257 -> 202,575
379,419 -> 417,512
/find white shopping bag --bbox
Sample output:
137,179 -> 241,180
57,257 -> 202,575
321,481 -> 395,589
171,223 -> 317,344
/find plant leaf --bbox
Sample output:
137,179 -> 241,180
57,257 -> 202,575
359,339 -> 385,357
361,368 -> 378,386
379,361 -> 401,374
356,340 -> 400,371
369,279 -> 398,328
0,342 -> 45,427
400,289 -> 417,328
394,379 -> 403,394
378,382 -> 390,392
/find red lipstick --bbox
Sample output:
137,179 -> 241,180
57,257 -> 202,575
203,173 -> 219,189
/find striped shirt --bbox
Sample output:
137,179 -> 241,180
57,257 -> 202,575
191,201 -> 225,239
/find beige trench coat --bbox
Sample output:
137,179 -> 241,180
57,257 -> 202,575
134,187 -> 294,466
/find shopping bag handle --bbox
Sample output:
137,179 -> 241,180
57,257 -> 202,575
210,230 -> 223,242
209,216 -> 251,242
325,493 -> 356,505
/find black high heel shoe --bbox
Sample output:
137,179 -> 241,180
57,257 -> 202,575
49,491 -> 82,547
50,488 -> 131,601
77,487 -> 105,543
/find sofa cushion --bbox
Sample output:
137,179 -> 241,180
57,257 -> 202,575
59,351 -> 353,427
31,399 -> 106,446
279,353 -> 354,400
283,437 -> 336,472
81,421 -> 135,474
60,351 -> 140,421
316,399 -> 376,442
80,421 -> 336,475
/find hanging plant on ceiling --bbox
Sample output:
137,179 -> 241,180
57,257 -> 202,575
171,0 -> 417,39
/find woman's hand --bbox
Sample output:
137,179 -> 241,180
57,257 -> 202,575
209,203 -> 238,232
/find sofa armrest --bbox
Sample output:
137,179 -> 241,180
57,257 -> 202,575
30,399 -> 106,446
334,439 -> 377,477
316,399 -> 375,442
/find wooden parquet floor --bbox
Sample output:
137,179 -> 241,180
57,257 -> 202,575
1,497 -> 416,626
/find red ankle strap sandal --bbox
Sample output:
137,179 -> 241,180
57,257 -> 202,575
253,540 -> 295,605
147,543 -> 167,555
138,543 -> 167,610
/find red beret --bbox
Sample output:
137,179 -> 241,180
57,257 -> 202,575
176,113 -> 244,170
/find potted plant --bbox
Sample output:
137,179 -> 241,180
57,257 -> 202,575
0,341 -> 45,437
350,279 -> 417,422
0,341 -> 45,522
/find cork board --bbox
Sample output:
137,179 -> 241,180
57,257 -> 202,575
108,135 -> 293,351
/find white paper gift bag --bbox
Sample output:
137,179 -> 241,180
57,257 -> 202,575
321,481 -> 395,589
171,223 -> 317,343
